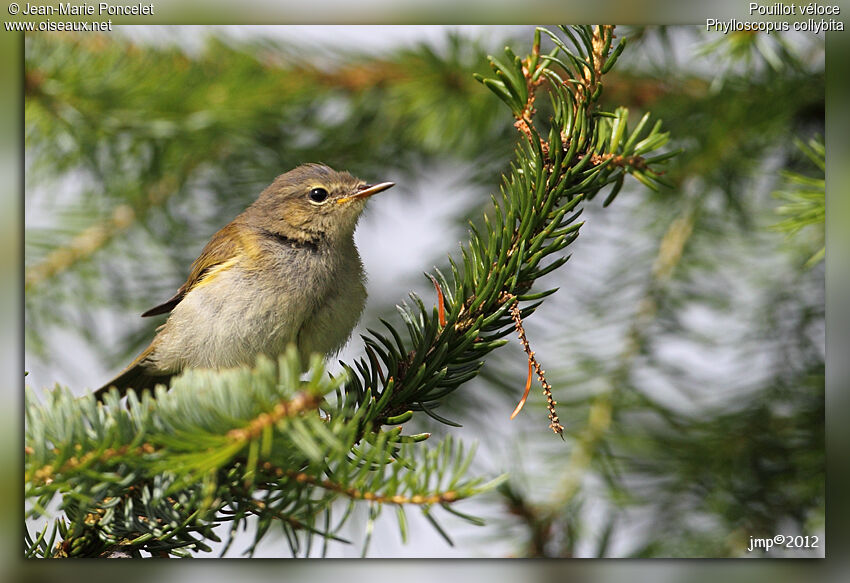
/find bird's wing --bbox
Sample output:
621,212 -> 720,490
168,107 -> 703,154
142,222 -> 244,317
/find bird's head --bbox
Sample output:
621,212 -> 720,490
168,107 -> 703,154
247,164 -> 394,244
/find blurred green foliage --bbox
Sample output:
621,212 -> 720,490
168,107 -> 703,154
770,136 -> 825,267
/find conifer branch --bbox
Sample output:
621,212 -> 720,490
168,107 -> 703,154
340,25 -> 671,436
269,465 -> 465,506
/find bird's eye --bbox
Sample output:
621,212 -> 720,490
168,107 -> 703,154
308,187 -> 329,204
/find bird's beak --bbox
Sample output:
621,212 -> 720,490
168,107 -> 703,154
336,182 -> 395,205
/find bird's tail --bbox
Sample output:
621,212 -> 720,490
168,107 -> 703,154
94,348 -> 173,400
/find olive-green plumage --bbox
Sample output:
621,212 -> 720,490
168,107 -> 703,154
95,164 -> 394,399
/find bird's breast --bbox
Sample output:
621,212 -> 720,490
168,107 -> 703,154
150,241 -> 365,371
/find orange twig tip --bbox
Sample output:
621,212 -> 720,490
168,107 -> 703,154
511,360 -> 534,420
429,275 -> 447,327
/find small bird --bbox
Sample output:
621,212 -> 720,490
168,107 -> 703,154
95,164 -> 394,398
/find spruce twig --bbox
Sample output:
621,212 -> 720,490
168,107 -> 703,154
503,291 -> 563,435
